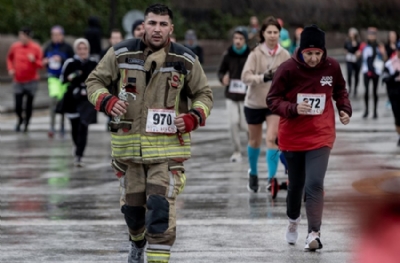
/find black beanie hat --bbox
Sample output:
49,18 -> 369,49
233,26 -> 248,41
131,19 -> 144,34
20,26 -> 33,37
299,25 -> 325,53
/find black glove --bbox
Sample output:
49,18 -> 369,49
263,70 -> 274,82
67,70 -> 82,81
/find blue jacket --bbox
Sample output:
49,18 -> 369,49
43,42 -> 74,78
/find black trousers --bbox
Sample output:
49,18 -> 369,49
283,147 -> 331,233
363,74 -> 379,115
387,84 -> 400,127
346,62 -> 360,96
69,117 -> 89,157
15,93 -> 34,127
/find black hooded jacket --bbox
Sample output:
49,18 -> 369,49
217,45 -> 251,101
84,17 -> 102,55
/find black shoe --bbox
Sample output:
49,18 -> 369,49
23,125 -> 28,133
373,112 -> 378,119
280,181 -> 288,190
362,111 -> 368,118
397,138 -> 400,147
15,118 -> 24,132
247,171 -> 259,193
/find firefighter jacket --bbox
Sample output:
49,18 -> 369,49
86,38 -> 213,164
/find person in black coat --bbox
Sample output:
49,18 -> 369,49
184,29 -> 204,64
59,38 -> 98,166
217,26 -> 250,162
84,16 -> 102,60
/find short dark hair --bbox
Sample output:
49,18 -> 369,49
111,28 -> 121,34
259,16 -> 281,43
145,4 -> 173,20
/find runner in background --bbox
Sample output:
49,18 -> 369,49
59,38 -> 98,167
344,27 -> 361,98
382,41 -> 400,146
131,19 -> 145,39
289,27 -> 303,55
217,26 -> 251,162
43,25 -> 74,138
277,18 -> 291,51
361,27 -> 387,119
6,26 -> 43,133
241,16 -> 290,194
101,29 -> 123,59
385,31 -> 399,59
184,29 -> 204,64
247,16 -> 260,50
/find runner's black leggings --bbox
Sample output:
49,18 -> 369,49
283,147 -> 331,233
363,74 -> 379,114
387,84 -> 400,127
69,117 -> 89,157
15,93 -> 34,126
346,62 -> 360,95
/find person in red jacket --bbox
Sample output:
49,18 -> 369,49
267,25 -> 352,251
6,27 -> 43,132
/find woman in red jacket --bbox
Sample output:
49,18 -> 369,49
267,25 -> 352,251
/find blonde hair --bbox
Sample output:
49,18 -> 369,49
73,38 -> 90,54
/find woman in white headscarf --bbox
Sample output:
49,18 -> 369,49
59,38 -> 98,166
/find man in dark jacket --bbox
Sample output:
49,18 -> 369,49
217,26 -> 250,162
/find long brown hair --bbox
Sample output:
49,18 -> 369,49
259,16 -> 281,43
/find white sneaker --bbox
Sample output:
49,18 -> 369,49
230,152 -> 242,163
305,231 -> 323,251
285,216 -> 301,244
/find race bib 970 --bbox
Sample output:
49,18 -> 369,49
146,109 -> 177,134
229,79 -> 247,94
297,93 -> 326,115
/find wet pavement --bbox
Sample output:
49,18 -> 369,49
1,70 -> 400,263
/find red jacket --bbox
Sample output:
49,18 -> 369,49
7,41 -> 43,83
267,51 -> 352,151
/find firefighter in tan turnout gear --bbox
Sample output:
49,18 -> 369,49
86,4 -> 213,263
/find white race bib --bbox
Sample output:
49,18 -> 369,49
373,59 -> 384,71
297,93 -> 326,115
146,109 -> 177,134
346,53 -> 357,63
49,57 -> 61,70
229,79 -> 247,94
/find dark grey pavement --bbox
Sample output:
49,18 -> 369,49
1,67 -> 400,263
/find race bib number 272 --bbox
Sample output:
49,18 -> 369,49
297,93 -> 326,115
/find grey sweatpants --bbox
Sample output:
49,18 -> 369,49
225,99 -> 247,152
283,147 -> 331,233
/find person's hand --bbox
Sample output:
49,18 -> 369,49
110,100 -> 129,117
263,71 -> 274,82
52,55 -> 62,62
174,113 -> 186,133
378,44 -> 386,57
222,74 -> 230,86
27,53 -> 35,62
297,101 -> 312,115
8,69 -> 15,77
339,111 -> 350,125
42,58 -> 49,66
